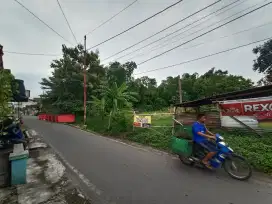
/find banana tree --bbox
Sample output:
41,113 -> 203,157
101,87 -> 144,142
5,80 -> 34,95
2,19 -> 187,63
96,82 -> 138,129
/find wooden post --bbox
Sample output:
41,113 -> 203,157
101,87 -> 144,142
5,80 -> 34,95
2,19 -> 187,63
178,75 -> 182,103
83,36 -> 87,127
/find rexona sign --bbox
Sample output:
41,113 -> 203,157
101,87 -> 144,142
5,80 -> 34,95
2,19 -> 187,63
220,100 -> 272,118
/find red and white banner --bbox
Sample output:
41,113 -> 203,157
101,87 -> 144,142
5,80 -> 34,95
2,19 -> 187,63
220,100 -> 272,119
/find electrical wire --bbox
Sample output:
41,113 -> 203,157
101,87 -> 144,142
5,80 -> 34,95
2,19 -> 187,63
85,0 -> 138,36
126,21 -> 272,62
138,1 -> 272,65
5,51 -> 60,56
102,0 -> 223,61
113,0 -> 246,62
87,0 -> 185,50
56,0 -> 78,44
124,0 -> 260,61
13,0 -> 73,45
138,0 -> 264,59
134,36 -> 272,75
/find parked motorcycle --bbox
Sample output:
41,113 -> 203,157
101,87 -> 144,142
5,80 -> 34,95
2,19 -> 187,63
173,133 -> 252,180
0,116 -> 27,149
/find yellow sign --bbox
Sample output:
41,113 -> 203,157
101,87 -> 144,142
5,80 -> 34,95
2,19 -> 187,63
133,115 -> 151,128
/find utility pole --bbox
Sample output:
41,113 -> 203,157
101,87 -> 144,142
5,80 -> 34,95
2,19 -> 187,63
178,75 -> 182,103
0,44 -> 3,69
83,35 -> 87,127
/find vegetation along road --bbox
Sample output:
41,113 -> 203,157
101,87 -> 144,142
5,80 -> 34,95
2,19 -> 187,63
24,116 -> 272,204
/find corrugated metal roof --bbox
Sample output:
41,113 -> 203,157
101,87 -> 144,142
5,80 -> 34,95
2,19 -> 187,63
176,85 -> 272,107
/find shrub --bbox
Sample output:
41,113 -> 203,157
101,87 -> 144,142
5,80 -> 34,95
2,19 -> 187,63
225,135 -> 272,174
126,128 -> 172,150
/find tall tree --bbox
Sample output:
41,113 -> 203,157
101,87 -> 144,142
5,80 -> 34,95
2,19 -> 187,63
0,70 -> 13,117
40,44 -> 105,114
106,61 -> 137,86
252,39 -> 272,85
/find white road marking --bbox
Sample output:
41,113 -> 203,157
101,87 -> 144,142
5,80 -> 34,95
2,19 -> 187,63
28,129 -> 103,197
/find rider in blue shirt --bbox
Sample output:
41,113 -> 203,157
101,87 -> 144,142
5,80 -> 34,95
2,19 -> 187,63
192,113 -> 217,168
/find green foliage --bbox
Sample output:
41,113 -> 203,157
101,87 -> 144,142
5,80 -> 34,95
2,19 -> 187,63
0,70 -> 13,118
40,44 -> 105,114
225,134 -> 272,174
40,43 -> 254,115
127,128 -> 172,150
252,39 -> 272,85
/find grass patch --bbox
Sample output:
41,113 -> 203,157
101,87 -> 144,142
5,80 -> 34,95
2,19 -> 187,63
152,114 -> 173,126
258,122 -> 272,129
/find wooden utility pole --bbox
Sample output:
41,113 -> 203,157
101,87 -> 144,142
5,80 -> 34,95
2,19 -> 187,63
0,44 -> 4,69
83,36 -> 87,127
178,75 -> 182,103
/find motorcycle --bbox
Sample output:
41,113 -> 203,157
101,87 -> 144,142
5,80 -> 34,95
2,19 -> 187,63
176,133 -> 252,180
0,116 -> 27,149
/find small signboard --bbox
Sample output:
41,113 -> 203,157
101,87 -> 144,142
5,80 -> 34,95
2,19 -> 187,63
133,115 -> 151,128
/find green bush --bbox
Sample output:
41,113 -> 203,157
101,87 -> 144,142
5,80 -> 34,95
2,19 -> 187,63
225,135 -> 272,174
126,128 -> 172,150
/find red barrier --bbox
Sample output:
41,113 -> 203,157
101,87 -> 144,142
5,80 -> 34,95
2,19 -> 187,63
56,114 -> 75,123
38,114 -> 47,120
38,113 -> 75,123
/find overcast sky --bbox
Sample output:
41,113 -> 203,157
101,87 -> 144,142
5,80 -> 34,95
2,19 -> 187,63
1,0 -> 272,97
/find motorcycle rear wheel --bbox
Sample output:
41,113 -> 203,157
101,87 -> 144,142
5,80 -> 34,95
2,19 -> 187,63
179,155 -> 194,165
223,154 -> 252,181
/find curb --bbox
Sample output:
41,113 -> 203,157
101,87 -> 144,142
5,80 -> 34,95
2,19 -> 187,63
26,128 -> 94,204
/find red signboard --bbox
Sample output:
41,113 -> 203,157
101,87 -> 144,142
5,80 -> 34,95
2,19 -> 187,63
220,100 -> 272,118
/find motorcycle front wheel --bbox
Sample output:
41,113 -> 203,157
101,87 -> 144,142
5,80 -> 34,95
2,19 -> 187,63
223,154 -> 252,181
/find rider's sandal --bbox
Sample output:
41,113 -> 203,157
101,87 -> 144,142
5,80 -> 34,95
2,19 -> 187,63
202,161 -> 213,169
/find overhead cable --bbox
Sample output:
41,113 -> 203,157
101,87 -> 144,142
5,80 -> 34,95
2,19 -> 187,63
102,0 -> 225,61
5,51 -> 60,56
13,0 -> 73,45
137,1 -> 272,65
126,21 -> 272,61
136,0 -> 264,60
135,36 -> 272,75
113,0 -> 246,62
87,0 -> 185,50
57,0 -> 78,44
85,0 -> 138,36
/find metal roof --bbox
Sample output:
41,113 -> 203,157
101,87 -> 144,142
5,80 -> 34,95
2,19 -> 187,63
175,84 -> 272,107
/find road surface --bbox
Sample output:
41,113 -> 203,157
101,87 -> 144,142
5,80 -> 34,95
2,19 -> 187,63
24,116 -> 272,204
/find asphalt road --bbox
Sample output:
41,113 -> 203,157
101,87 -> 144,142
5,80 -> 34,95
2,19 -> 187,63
24,116 -> 272,204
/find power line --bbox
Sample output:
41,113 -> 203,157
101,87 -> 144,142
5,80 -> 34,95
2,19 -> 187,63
102,0 -> 223,62
5,51 -> 60,56
56,0 -> 78,44
7,21 -> 271,58
85,0 -> 138,36
126,20 -> 272,62
13,0 -> 73,45
125,0 -> 256,61
134,36 -> 272,75
139,0 -> 261,58
87,0 -> 185,50
138,1 -> 272,65
110,0 -> 244,62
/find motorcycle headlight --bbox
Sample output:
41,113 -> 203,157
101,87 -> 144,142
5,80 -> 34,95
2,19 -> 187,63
218,141 -> 227,147
228,147 -> 234,152
218,136 -> 224,140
